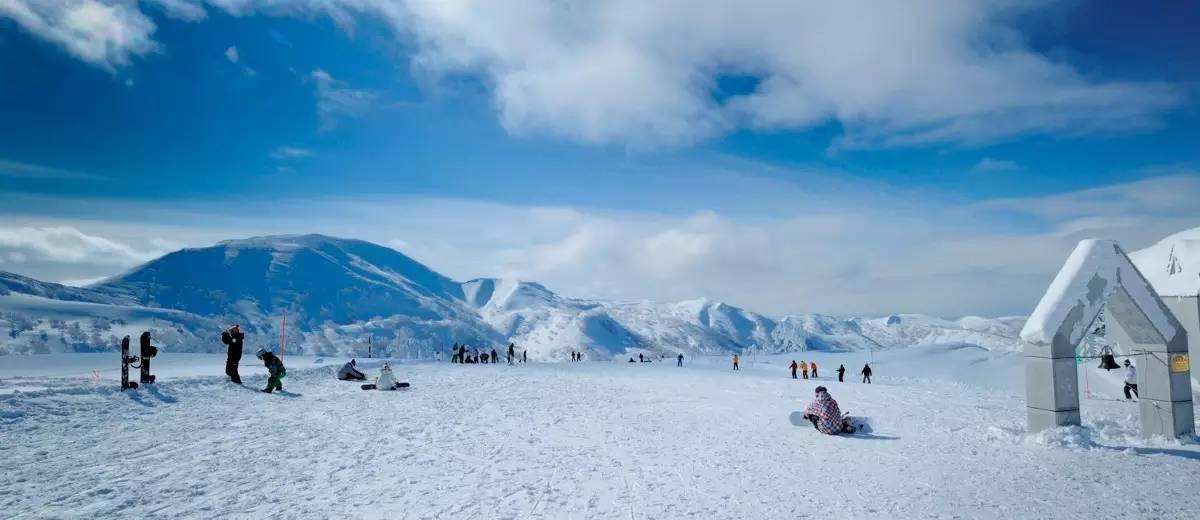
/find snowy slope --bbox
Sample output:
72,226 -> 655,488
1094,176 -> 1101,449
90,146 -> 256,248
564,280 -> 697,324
1130,226 -> 1200,296
0,235 -> 1027,359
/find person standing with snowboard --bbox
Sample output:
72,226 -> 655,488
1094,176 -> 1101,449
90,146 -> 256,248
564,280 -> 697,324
837,364 -> 846,383
789,360 -> 798,379
256,348 -> 286,393
221,325 -> 245,384
1123,359 -> 1138,400
860,363 -> 873,384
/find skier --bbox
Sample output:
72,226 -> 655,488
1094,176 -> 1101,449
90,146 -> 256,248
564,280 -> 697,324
800,360 -> 808,379
677,353 -> 684,367
810,361 -> 818,378
789,360 -> 798,379
507,343 -> 515,364
860,363 -> 873,384
1123,359 -> 1138,400
638,353 -> 645,363
732,354 -> 740,371
522,350 -> 527,363
803,386 -> 855,435
256,348 -> 286,393
337,359 -> 367,381
220,324 -> 245,384
837,364 -> 846,383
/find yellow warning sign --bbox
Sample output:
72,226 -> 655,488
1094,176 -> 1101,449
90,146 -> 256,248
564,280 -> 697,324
1171,354 -> 1190,373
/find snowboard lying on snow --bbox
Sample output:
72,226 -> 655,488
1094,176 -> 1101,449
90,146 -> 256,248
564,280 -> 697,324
361,382 -> 410,390
789,411 -> 871,434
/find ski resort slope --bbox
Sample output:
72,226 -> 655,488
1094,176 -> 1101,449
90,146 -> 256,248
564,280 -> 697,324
2,352 -> 1199,519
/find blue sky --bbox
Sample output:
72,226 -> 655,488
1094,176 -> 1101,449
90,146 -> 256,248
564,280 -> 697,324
1,0 -> 1198,317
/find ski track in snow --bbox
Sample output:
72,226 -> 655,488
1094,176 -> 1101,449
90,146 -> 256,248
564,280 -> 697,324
1,357 -> 1199,519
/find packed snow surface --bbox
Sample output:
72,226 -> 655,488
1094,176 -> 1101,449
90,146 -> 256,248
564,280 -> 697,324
1130,226 -> 1200,297
3,349 -> 1198,519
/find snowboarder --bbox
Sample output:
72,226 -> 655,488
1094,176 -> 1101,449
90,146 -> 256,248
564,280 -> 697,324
803,386 -> 855,435
337,359 -> 367,381
507,343 -> 515,364
837,364 -> 846,383
860,363 -> 873,384
365,363 -> 408,390
800,360 -> 808,379
1123,359 -> 1138,400
221,325 -> 245,384
732,354 -> 740,371
789,360 -> 798,379
810,361 -> 818,378
256,348 -> 286,393
677,353 -> 684,367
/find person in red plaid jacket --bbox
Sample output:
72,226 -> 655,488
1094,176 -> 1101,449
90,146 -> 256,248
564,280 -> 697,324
803,386 -> 853,434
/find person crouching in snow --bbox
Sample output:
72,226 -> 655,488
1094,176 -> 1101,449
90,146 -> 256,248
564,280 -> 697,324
803,386 -> 854,435
256,349 -> 286,393
374,363 -> 408,390
337,359 -> 366,381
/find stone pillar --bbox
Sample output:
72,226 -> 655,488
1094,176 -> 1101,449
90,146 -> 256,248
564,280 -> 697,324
1024,337 -> 1081,432
1134,343 -> 1194,438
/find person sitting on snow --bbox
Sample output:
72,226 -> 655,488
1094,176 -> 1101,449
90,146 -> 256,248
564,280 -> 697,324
803,386 -> 854,435
256,349 -> 286,394
337,359 -> 367,381
374,363 -> 407,390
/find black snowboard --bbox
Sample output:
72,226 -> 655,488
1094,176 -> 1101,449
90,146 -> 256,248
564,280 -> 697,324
361,382 -> 410,390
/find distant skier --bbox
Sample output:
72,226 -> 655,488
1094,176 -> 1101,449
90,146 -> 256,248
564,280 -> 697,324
837,364 -> 846,383
733,354 -> 740,371
789,360 -> 798,379
507,343 -> 515,364
810,361 -> 818,378
677,353 -> 684,367
638,353 -> 645,363
1123,359 -> 1138,400
490,348 -> 499,365
800,360 -> 808,379
860,363 -> 873,384
522,350 -> 527,363
256,349 -> 286,393
803,386 -> 855,435
337,359 -> 366,381
220,325 -> 245,384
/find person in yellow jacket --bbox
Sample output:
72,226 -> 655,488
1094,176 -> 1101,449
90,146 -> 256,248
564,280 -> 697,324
732,354 -> 740,371
800,360 -> 809,379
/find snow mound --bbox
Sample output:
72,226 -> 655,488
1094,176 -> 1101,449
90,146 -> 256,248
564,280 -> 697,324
1130,226 -> 1200,296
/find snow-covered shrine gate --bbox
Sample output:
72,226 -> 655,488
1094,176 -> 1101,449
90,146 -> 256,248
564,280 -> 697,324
1020,239 -> 1195,438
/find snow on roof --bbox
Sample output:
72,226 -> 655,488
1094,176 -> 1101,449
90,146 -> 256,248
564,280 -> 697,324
1020,239 -> 1183,347
1129,226 -> 1200,297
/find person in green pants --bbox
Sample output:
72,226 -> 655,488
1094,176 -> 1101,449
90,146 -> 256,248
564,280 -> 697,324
256,349 -> 286,393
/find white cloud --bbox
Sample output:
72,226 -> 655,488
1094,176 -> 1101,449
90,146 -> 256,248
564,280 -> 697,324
0,158 -> 102,180
5,1 -> 1182,148
270,146 -> 313,160
309,69 -> 377,130
0,0 -> 159,71
970,157 -> 1023,174
0,226 -> 159,265
150,0 -> 206,22
224,45 -> 239,63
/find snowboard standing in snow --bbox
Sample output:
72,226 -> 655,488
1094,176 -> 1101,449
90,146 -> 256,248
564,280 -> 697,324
120,335 -> 138,390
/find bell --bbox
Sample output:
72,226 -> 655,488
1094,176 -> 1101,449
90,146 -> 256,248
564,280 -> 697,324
1098,353 -> 1121,371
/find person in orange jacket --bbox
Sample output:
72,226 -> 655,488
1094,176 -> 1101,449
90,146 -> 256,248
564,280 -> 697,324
810,361 -> 818,378
732,354 -> 740,371
800,360 -> 808,379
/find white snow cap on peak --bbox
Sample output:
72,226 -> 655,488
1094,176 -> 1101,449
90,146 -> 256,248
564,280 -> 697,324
1020,239 -> 1182,347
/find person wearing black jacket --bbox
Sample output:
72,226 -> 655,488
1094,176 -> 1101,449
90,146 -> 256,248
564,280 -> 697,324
257,349 -> 286,393
220,325 -> 244,384
837,364 -> 846,383
507,343 -> 515,364
860,363 -> 873,384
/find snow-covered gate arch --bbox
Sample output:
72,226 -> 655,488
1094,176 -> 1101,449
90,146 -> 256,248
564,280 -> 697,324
1020,239 -> 1195,438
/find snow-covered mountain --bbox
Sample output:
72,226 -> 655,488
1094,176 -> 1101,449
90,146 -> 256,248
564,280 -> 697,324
1129,226 -> 1200,296
0,234 -> 1026,358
